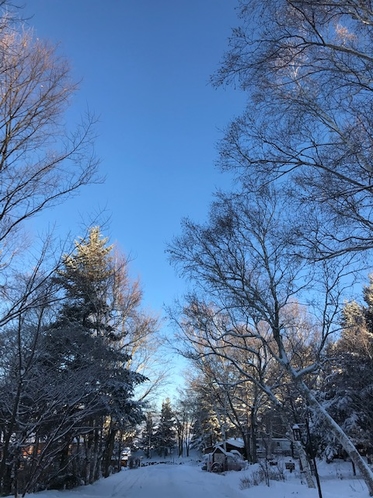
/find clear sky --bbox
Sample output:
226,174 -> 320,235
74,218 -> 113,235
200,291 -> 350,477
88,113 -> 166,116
22,1 -> 245,348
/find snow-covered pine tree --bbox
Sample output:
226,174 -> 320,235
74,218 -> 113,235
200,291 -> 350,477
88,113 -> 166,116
36,227 -> 146,486
154,399 -> 176,458
54,226 -> 115,337
140,411 -> 157,458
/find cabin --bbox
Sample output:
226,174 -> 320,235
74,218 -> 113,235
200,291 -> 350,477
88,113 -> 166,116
202,438 -> 246,472
204,438 -> 245,457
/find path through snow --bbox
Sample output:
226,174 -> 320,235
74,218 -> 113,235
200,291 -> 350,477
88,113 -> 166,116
33,463 -> 245,498
109,464 -> 244,498
25,459 -> 370,498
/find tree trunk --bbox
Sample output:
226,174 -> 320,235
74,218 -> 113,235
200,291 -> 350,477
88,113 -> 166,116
84,432 -> 93,485
102,427 -> 116,478
90,427 -> 101,484
250,408 -> 258,463
59,437 -> 71,472
298,379 -> 373,496
294,440 -> 316,489
0,379 -> 23,495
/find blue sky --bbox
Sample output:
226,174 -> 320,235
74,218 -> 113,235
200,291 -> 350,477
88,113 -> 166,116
23,1 -> 245,336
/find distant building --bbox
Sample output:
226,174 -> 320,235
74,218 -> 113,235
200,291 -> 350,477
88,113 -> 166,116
256,437 -> 293,458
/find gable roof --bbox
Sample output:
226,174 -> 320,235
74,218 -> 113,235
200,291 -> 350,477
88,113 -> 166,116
216,438 -> 244,449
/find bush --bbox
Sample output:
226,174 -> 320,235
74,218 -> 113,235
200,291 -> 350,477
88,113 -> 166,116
48,474 -> 83,490
240,461 -> 287,488
239,475 -> 252,489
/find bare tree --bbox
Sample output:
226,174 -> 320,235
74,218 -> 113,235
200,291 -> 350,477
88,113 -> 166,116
112,251 -> 164,404
213,0 -> 373,261
168,186 -> 373,493
173,314 -> 273,463
0,3 -> 104,494
169,3 -> 373,491
0,239 -> 75,496
0,12 -> 99,275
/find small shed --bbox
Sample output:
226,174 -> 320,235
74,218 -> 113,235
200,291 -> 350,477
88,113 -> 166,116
222,438 -> 245,456
204,443 -> 245,472
204,438 -> 245,456
211,446 -> 228,468
205,438 -> 243,453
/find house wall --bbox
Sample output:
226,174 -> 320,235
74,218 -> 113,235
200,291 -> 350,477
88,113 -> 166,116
256,438 -> 292,457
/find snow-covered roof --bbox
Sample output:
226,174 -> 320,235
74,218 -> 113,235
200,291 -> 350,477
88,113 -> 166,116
226,438 -> 244,448
215,438 -> 244,449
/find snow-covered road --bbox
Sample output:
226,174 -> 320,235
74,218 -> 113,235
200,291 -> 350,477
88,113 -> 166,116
36,463 -> 246,498
108,464 -> 244,498
26,459 -> 370,498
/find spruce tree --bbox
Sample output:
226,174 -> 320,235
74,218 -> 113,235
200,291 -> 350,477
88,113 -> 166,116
140,412 -> 156,458
40,227 -> 146,483
154,399 -> 176,458
55,226 -> 115,337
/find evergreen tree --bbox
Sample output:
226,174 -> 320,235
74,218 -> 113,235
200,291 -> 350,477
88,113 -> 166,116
187,378 -> 223,451
55,227 -> 115,337
140,411 -> 156,458
317,276 -> 373,460
45,227 -> 145,398
154,399 -> 176,458
39,227 -> 146,484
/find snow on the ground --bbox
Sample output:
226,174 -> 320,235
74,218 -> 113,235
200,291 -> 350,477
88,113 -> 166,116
22,457 -> 370,498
